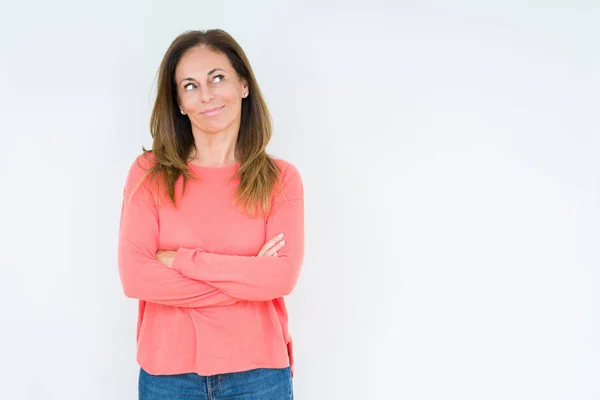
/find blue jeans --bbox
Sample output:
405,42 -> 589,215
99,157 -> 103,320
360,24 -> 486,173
139,366 -> 294,399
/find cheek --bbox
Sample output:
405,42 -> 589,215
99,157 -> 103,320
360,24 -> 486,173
179,93 -> 196,109
221,89 -> 241,104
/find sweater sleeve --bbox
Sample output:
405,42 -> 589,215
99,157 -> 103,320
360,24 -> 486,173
117,154 -> 239,308
170,162 -> 305,301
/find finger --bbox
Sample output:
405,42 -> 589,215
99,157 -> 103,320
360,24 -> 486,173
257,234 -> 284,256
257,239 -> 286,257
266,233 -> 284,249
257,245 -> 272,257
263,240 -> 286,256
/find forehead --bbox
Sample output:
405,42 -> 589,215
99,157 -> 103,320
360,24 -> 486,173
175,46 -> 232,78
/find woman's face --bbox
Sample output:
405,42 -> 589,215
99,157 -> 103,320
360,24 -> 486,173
174,46 -> 248,135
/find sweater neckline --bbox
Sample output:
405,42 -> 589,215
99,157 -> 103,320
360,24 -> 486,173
187,161 -> 241,174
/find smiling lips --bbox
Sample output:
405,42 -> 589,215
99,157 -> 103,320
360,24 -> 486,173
202,105 -> 225,116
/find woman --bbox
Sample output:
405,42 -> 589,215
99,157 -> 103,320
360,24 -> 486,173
117,29 -> 304,399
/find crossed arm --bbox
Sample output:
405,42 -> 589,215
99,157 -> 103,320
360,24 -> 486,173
117,156 -> 304,308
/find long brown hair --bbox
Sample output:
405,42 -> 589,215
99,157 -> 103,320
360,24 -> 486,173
137,29 -> 281,217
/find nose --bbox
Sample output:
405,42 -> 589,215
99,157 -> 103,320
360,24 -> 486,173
199,86 -> 215,103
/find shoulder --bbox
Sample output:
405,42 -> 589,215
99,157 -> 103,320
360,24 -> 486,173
125,151 -> 156,178
270,156 -> 303,201
123,151 -> 157,199
272,157 -> 301,179
130,151 -> 156,171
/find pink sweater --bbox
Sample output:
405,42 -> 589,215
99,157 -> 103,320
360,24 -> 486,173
117,152 -> 304,376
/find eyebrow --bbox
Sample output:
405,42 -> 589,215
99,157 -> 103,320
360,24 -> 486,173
180,68 -> 226,84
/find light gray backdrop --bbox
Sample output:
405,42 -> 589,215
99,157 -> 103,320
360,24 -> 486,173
1,1 -> 598,399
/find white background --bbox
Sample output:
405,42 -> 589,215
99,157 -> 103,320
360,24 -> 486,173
1,1 -> 598,399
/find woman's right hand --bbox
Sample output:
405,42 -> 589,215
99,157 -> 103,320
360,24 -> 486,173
257,233 -> 286,257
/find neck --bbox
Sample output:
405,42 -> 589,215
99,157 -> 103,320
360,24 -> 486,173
188,121 -> 239,167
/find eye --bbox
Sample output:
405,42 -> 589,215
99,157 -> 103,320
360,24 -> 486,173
184,83 -> 196,91
213,74 -> 224,83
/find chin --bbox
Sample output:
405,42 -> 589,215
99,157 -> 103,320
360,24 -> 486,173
204,122 -> 230,134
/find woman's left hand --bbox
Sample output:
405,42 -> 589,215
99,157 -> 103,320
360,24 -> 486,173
156,250 -> 176,268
